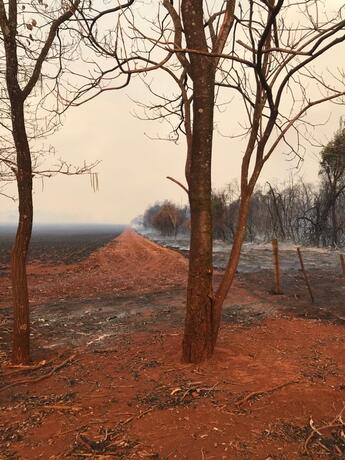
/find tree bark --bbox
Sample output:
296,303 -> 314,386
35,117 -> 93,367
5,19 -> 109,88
181,0 -> 216,363
10,100 -> 33,365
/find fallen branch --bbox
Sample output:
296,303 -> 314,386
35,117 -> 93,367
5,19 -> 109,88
42,404 -> 82,412
137,407 -> 155,419
92,348 -> 118,354
4,359 -> 53,375
115,406 -> 157,427
304,405 -> 345,454
58,420 -> 110,437
236,380 -> 300,407
0,354 -> 77,393
181,382 -> 219,400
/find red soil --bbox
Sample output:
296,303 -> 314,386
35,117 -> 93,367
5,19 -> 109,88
0,229 -> 188,307
1,230 -> 345,459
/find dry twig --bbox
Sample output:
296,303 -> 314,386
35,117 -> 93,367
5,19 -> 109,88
42,404 -> 83,412
236,380 -> 300,407
304,405 -> 345,454
0,354 -> 77,393
3,359 -> 53,375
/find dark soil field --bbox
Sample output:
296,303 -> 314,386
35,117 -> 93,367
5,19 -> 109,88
0,225 -> 126,267
1,229 -> 345,459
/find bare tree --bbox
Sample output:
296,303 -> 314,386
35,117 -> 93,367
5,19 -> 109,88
0,0 -> 97,364
74,1 -> 345,362
211,1 -> 345,348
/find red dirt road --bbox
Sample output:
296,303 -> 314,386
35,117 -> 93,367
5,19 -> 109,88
0,229 -> 188,307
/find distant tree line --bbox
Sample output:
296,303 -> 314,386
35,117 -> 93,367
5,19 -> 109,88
144,126 -> 345,248
143,201 -> 190,237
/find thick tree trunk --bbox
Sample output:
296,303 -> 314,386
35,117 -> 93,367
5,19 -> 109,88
183,126 -> 214,362
11,102 -> 33,364
181,0 -> 216,363
212,191 -> 252,343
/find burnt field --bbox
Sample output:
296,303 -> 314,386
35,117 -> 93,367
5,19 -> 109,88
141,230 -> 345,273
0,224 -> 126,268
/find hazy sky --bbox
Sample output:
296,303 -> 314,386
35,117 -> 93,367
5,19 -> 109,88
1,0 -> 344,225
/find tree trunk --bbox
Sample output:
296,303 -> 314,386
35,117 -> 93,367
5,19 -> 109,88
330,188 -> 338,247
213,190 -> 252,343
11,101 -> 33,364
183,148 -> 214,362
181,0 -> 216,363
331,204 -> 337,247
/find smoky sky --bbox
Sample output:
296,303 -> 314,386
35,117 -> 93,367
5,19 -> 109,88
1,0 -> 344,225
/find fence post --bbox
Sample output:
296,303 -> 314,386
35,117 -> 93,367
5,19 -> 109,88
272,239 -> 282,294
297,247 -> 314,304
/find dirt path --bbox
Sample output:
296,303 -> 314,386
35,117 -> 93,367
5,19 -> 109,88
0,229 -> 188,308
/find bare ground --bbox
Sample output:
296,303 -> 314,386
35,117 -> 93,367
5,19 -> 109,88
0,230 -> 345,459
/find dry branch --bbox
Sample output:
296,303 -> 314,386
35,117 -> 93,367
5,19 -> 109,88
42,404 -> 82,412
236,380 -> 300,407
0,354 -> 77,393
4,359 -> 52,375
304,405 -> 345,454
166,176 -> 189,195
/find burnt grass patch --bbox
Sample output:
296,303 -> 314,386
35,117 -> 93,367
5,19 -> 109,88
261,422 -> 310,443
222,304 -> 268,326
70,433 -> 139,460
135,381 -> 218,410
